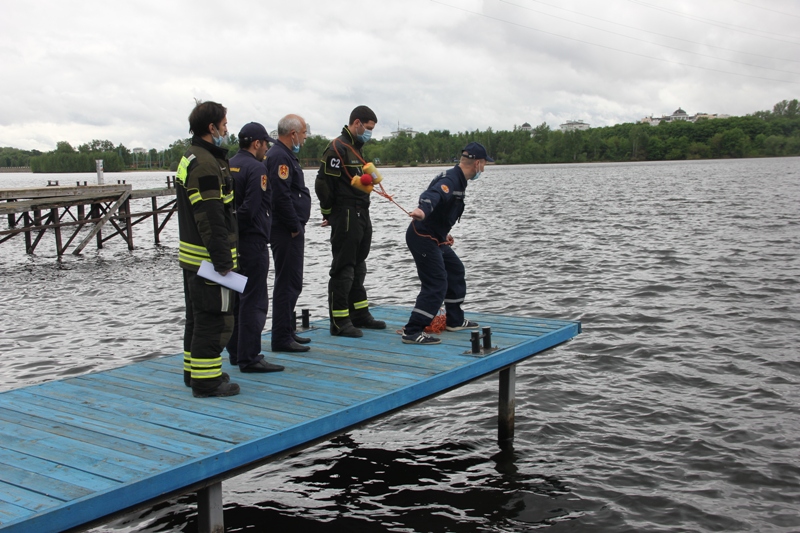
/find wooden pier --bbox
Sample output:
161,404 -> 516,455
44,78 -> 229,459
0,306 -> 580,533
0,179 -> 177,256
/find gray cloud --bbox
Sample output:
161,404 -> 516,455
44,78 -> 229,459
1,0 -> 797,151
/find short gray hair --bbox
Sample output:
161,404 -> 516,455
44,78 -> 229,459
277,115 -> 303,136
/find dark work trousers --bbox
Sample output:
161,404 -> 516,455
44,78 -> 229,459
270,224 -> 305,349
328,205 -> 373,330
182,269 -> 234,392
226,236 -> 269,369
403,223 -> 466,335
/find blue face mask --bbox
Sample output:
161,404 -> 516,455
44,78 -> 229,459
212,125 -> 225,147
291,133 -> 301,153
471,170 -> 482,181
358,128 -> 372,143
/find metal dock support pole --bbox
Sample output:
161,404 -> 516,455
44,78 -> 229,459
197,482 -> 224,533
151,196 -> 160,244
498,364 -> 516,450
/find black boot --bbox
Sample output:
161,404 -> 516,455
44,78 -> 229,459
330,322 -> 363,337
353,317 -> 386,330
192,379 -> 240,398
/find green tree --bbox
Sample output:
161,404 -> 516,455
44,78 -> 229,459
297,134 -> 331,166
763,135 -> 785,156
56,141 -> 75,153
687,142 -> 710,159
720,128 -> 749,157
383,133 -> 414,164
629,125 -> 648,160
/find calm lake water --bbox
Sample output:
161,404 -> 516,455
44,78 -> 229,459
1,157 -> 799,532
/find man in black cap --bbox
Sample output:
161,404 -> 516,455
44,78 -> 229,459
226,122 -> 285,373
400,142 -> 493,345
267,114 -> 312,353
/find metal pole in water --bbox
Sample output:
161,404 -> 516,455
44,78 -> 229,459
96,159 -> 104,185
498,365 -> 516,449
196,482 -> 224,533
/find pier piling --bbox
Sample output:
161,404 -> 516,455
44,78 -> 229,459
0,182 -> 177,256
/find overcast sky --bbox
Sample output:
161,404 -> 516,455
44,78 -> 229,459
2,0 -> 799,151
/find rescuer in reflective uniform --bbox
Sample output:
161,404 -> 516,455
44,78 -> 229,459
226,122 -> 284,373
267,114 -> 312,353
175,100 -> 240,397
315,105 -> 386,337
400,142 -> 493,345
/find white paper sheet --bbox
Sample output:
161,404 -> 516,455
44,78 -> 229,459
197,260 -> 248,293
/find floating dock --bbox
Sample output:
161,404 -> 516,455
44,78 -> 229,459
0,306 -> 580,533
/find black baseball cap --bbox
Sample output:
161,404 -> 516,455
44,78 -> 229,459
462,142 -> 494,162
239,122 -> 276,143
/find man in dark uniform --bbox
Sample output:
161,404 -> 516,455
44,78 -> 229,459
175,100 -> 240,397
401,142 -> 493,345
266,114 -> 312,353
315,105 -> 386,337
226,122 -> 284,373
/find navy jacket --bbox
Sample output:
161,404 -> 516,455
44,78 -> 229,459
266,141 -> 311,234
230,150 -> 271,242
415,165 -> 467,242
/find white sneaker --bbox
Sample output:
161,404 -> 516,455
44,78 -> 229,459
446,320 -> 480,332
402,331 -> 441,345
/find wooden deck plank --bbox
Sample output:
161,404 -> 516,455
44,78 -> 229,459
5,391 -> 227,457
145,358 -> 374,406
0,184 -> 131,201
0,482 -> 66,513
0,307 -> 580,533
0,422 -> 174,476
0,448 -> 118,492
22,384 -> 264,444
0,408 -> 190,466
0,463 -> 94,502
0,503 -> 29,524
0,427 -> 147,483
87,370 -> 330,423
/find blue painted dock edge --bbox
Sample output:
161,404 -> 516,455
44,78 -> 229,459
0,306 -> 580,532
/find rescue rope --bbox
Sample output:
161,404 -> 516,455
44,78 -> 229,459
330,139 -> 412,215
373,182 -> 411,215
410,219 -> 453,247
425,309 -> 447,333
395,308 -> 446,335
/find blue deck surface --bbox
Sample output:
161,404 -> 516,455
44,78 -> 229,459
0,306 -> 580,533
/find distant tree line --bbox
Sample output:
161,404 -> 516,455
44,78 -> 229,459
6,98 -> 798,173
362,98 -> 800,165
28,141 -> 125,172
0,146 -> 41,167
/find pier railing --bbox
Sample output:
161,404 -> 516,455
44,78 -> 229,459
0,178 -> 177,256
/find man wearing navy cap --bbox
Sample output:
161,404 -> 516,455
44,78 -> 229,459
227,122 -> 285,372
401,142 -> 493,344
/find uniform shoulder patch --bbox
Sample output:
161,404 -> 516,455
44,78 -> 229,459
325,154 -> 343,177
261,175 -> 267,191
440,184 -> 450,193
279,165 -> 289,180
